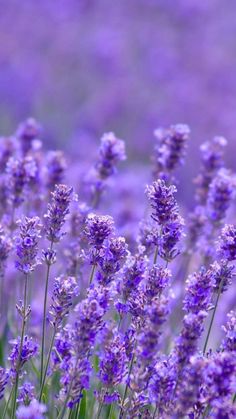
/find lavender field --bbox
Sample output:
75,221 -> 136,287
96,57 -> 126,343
0,1 -> 236,418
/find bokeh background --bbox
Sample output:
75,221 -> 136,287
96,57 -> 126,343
0,0 -> 236,189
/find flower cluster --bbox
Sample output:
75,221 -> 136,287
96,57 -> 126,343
15,216 -> 41,274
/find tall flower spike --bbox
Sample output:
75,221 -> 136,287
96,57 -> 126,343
44,184 -> 73,243
9,336 -> 38,378
183,267 -> 215,314
16,117 -> 41,155
217,224 -> 236,261
207,169 -> 235,224
46,151 -> 67,190
221,310 -> 236,352
0,225 -> 12,277
195,136 -> 227,204
49,275 -> 79,329
95,132 -> 126,180
6,157 -> 37,209
145,265 -> 171,301
15,216 -> 41,274
146,180 -> 178,225
153,123 -> 190,181
84,213 -> 114,249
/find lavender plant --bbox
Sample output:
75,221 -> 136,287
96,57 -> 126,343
0,118 -> 236,419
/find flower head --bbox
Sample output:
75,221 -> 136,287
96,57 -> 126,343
9,336 -> 38,377
84,213 -> 114,249
46,151 -> 67,190
50,275 -> 79,328
44,184 -> 73,243
0,367 -> 9,400
95,132 -> 126,179
15,217 -> 41,274
16,399 -> 46,419
146,180 -> 178,225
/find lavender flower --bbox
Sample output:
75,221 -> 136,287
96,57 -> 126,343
173,311 -> 207,372
9,336 -> 38,377
16,117 -> 41,155
222,311 -> 236,352
158,214 -> 184,261
0,225 -> 12,277
121,252 -> 147,301
15,217 -> 41,274
16,399 -> 46,419
183,267 -> 215,314
146,180 -> 178,225
46,150 -> 67,190
49,275 -> 79,328
207,169 -> 235,224
84,213 -> 114,249
195,136 -> 227,204
6,156 -> 37,209
98,331 -> 127,387
95,132 -> 126,179
145,265 -> 171,301
153,123 -> 190,181
211,260 -> 235,293
17,382 -> 35,404
96,236 -> 128,284
0,366 -> 9,400
217,224 -> 236,261
149,358 -> 175,414
0,137 -> 15,170
44,184 -> 73,243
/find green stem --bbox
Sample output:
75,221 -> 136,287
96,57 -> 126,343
152,404 -> 158,419
108,404 -> 114,419
40,241 -> 53,386
2,386 -> 14,419
11,273 -> 29,418
203,280 -> 223,355
96,400 -> 104,419
119,352 -> 135,418
39,328 -> 56,401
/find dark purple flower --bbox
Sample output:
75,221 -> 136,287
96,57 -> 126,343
46,150 -> 67,190
158,214 -> 184,261
195,136 -> 227,204
121,252 -> 147,300
145,265 -> 171,301
16,399 -> 46,419
0,225 -> 12,277
173,311 -> 207,372
98,331 -> 127,387
0,367 -> 9,400
9,336 -> 38,377
6,156 -> 37,208
146,180 -> 178,225
153,123 -> 190,181
44,184 -> 73,243
17,382 -> 35,404
211,260 -> 235,293
15,216 -> 41,274
84,213 -> 114,249
95,132 -> 126,179
211,399 -> 236,419
204,352 -> 236,402
222,311 -> 236,353
96,236 -> 128,284
49,275 -> 79,328
183,267 -> 215,314
207,169 -> 235,224
217,224 -> 236,261
16,117 -> 41,155
149,357 -> 175,413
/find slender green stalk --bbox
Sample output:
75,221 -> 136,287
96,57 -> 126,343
40,241 -> 53,385
203,280 -> 223,355
39,328 -> 56,401
2,386 -> 14,419
96,400 -> 104,419
11,273 -> 29,418
119,352 -> 135,418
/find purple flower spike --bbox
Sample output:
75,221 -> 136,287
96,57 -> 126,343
44,184 -> 73,243
15,216 -> 41,274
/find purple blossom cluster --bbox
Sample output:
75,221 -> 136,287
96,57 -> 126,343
0,117 -> 236,419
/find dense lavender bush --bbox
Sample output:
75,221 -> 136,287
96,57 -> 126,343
0,119 -> 236,419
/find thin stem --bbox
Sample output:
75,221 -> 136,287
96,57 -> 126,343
89,263 -> 96,285
153,246 -> 158,265
11,273 -> 29,418
39,328 -> 57,401
96,400 -> 104,419
2,386 -> 14,419
119,352 -> 135,418
203,280 -> 223,355
152,404 -> 158,419
40,241 -> 53,385
108,404 -> 114,419
57,360 -> 79,419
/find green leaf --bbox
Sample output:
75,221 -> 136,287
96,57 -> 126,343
78,390 -> 86,419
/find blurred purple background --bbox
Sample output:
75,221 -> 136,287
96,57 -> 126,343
0,0 -> 236,183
